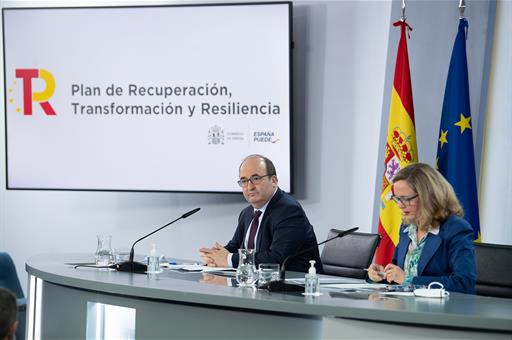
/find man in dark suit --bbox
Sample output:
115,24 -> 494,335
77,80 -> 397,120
200,154 -> 322,273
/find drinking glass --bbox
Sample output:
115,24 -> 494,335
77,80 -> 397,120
236,249 -> 258,287
258,263 -> 280,287
114,247 -> 130,264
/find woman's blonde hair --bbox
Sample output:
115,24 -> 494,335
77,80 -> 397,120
393,162 -> 463,229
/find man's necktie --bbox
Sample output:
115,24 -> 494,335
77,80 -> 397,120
247,210 -> 262,249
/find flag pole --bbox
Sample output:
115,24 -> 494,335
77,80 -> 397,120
401,0 -> 407,22
459,0 -> 466,19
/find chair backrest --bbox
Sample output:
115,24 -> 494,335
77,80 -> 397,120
0,252 -> 24,299
0,252 -> 26,340
321,229 -> 381,279
475,242 -> 512,298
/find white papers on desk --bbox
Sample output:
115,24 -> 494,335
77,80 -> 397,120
65,262 -> 107,268
323,283 -> 389,290
163,264 -> 204,271
326,283 -> 416,296
162,263 -> 236,273
287,277 -> 364,285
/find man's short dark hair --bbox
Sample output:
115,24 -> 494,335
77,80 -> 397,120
0,288 -> 17,339
240,154 -> 277,177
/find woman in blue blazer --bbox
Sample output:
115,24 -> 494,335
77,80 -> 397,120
368,163 -> 476,294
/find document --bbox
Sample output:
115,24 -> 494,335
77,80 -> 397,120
325,283 -> 418,297
324,283 -> 389,290
162,263 -> 236,273
162,263 -> 203,271
65,262 -> 97,266
287,277 -> 365,285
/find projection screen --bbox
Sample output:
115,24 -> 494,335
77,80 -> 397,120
3,2 -> 292,192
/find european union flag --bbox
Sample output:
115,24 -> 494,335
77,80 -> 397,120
436,18 -> 480,240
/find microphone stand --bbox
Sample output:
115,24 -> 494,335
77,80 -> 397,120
113,208 -> 200,274
264,227 -> 359,292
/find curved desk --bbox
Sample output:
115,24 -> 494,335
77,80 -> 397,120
26,253 -> 511,339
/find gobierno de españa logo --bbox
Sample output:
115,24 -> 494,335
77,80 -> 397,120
7,68 -> 57,116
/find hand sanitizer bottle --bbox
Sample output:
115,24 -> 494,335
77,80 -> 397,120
304,260 -> 321,296
147,244 -> 161,274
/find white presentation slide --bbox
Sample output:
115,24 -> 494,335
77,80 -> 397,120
3,3 -> 292,192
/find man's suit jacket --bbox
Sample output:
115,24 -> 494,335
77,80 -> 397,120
393,215 -> 476,294
225,188 -> 322,273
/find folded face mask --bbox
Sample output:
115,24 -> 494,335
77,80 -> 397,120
414,282 -> 449,298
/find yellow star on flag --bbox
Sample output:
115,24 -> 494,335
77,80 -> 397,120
454,113 -> 472,133
439,130 -> 448,148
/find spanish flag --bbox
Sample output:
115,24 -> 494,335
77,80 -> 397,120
375,20 -> 418,265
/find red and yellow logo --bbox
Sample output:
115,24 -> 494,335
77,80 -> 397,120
12,68 -> 57,116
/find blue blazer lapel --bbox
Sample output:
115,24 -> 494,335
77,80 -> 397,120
418,233 -> 442,275
396,231 -> 410,268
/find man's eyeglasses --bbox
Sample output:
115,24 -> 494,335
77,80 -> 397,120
391,194 -> 418,206
237,174 -> 271,187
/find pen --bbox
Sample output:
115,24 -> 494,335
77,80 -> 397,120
364,268 -> 385,278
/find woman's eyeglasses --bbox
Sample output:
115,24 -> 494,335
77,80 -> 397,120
391,194 -> 418,206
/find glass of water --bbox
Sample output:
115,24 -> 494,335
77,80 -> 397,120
114,247 -> 130,264
258,263 -> 280,287
236,249 -> 258,287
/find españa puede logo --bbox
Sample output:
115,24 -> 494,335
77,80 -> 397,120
253,131 -> 280,143
10,68 -> 57,116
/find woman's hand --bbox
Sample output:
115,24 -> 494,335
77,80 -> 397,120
368,263 -> 385,282
383,263 -> 405,284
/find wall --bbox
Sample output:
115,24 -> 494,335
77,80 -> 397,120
480,0 -> 512,244
1,0 -> 503,295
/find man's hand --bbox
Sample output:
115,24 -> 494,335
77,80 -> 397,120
199,242 -> 229,267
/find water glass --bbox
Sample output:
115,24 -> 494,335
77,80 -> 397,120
95,235 -> 113,266
236,249 -> 257,287
114,247 -> 130,264
258,263 -> 280,286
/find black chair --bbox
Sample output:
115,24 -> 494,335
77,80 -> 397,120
474,242 -> 512,298
0,252 -> 26,340
321,229 -> 381,279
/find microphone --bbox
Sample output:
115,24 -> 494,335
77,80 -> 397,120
265,227 -> 359,292
114,207 -> 200,273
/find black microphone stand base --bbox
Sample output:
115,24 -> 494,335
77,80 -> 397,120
114,261 -> 148,274
263,280 -> 304,292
